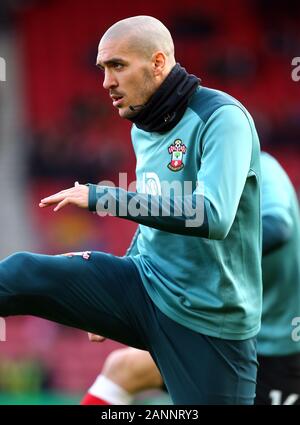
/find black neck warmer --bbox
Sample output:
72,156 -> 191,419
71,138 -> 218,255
128,63 -> 200,133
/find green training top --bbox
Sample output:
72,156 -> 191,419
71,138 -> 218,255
88,86 -> 262,340
258,152 -> 300,355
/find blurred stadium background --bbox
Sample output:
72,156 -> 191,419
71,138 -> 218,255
0,0 -> 299,405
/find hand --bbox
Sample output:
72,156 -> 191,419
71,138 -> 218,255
88,332 -> 106,343
39,182 -> 89,212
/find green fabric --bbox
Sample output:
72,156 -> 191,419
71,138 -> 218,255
88,86 -> 262,340
258,152 -> 300,355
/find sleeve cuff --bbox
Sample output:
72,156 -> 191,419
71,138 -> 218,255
87,184 -> 98,212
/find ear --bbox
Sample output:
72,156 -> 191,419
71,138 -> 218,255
151,51 -> 167,76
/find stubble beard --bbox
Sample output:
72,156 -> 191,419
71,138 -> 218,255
121,69 -> 157,120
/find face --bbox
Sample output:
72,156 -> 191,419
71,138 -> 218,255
96,38 -> 158,118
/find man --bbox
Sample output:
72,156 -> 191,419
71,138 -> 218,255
81,152 -> 300,406
255,152 -> 300,405
0,16 -> 262,404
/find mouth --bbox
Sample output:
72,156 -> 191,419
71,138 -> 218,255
110,94 -> 124,108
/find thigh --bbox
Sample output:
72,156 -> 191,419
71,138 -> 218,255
147,307 -> 258,405
255,354 -> 300,405
0,251 -> 148,348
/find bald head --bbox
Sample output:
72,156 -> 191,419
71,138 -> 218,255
100,16 -> 175,65
97,16 -> 177,119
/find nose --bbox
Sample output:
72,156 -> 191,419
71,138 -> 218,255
103,70 -> 118,90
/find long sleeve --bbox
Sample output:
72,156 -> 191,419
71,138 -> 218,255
88,105 -> 252,240
261,153 -> 293,256
262,215 -> 292,255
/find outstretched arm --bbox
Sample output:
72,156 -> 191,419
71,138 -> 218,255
40,106 -> 253,240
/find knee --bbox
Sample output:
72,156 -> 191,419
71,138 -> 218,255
0,252 -> 36,315
102,348 -> 163,392
1,251 -> 33,265
0,251 -> 31,276
102,348 -> 134,380
0,252 -> 39,291
0,251 -> 66,319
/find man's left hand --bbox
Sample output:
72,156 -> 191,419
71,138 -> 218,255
39,181 -> 89,211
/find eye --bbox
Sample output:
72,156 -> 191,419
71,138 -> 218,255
113,63 -> 124,70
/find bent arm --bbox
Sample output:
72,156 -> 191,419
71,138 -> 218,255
88,106 -> 253,240
261,153 -> 294,256
262,215 -> 292,255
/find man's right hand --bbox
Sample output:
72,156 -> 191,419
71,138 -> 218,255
88,332 -> 106,342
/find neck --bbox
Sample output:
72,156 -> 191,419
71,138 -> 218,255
128,63 -> 200,133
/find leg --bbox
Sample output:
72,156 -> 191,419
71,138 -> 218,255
81,348 -> 163,405
147,306 -> 258,405
0,252 -> 257,404
0,251 -> 147,348
102,348 -> 163,393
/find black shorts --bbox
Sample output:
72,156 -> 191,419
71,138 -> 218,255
255,353 -> 300,405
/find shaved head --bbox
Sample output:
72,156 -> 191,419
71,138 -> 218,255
97,16 -> 176,119
100,16 -> 175,63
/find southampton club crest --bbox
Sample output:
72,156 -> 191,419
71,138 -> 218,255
167,139 -> 187,172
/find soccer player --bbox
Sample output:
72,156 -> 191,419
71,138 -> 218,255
81,152 -> 300,406
255,152 -> 300,405
0,16 -> 262,404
